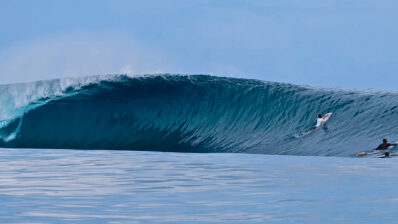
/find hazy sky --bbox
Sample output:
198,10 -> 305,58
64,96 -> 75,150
0,0 -> 397,89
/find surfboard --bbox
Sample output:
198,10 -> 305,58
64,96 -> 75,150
322,113 -> 333,122
295,112 -> 333,138
357,149 -> 393,157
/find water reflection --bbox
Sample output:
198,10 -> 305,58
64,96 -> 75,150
1,149 -> 398,223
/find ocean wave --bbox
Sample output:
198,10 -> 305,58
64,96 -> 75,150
1,74 -> 398,157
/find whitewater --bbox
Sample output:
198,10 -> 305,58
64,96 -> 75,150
1,74 -> 398,156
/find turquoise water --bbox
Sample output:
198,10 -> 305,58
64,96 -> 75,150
2,75 -> 398,157
1,148 -> 398,223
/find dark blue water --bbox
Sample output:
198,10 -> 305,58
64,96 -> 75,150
1,74 -> 398,156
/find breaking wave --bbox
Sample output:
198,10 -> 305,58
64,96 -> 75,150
1,74 -> 398,157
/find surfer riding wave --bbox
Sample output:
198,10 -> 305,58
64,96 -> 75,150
314,113 -> 329,131
295,113 -> 332,138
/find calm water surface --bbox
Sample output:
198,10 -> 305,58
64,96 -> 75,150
1,148 -> 398,223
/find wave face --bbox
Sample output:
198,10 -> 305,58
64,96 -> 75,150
1,74 -> 398,156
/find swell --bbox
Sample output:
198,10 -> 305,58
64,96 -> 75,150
1,74 -> 398,156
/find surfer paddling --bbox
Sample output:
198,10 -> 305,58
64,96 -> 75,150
356,138 -> 398,156
375,138 -> 398,150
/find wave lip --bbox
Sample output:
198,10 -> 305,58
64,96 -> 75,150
1,74 -> 398,157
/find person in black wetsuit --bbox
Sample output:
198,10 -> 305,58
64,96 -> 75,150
376,138 -> 397,150
356,138 -> 397,156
